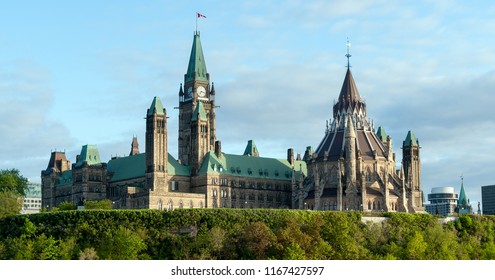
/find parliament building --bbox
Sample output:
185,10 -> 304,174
41,32 -> 424,213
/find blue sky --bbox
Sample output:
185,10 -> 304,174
1,0 -> 495,211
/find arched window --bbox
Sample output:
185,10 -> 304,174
167,199 -> 173,211
377,201 -> 381,210
372,201 -> 376,210
158,199 -> 163,211
365,168 -> 372,181
189,200 -> 193,208
368,200 -> 371,210
179,200 -> 184,209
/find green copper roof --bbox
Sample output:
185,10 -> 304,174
403,130 -> 418,147
458,181 -> 469,208
243,140 -> 259,157
107,153 -> 189,182
198,151 -> 306,181
185,33 -> 208,83
168,154 -> 191,176
147,96 -> 166,116
55,170 -> 72,187
376,126 -> 388,143
192,101 -> 207,121
75,145 -> 102,167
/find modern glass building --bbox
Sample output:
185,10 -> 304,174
22,183 -> 42,214
425,187 -> 458,216
482,185 -> 495,215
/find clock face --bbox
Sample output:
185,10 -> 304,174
197,86 -> 206,97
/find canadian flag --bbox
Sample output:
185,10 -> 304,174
197,12 -> 206,18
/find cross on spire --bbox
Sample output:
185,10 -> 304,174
346,38 -> 352,69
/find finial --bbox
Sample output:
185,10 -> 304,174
346,37 -> 352,69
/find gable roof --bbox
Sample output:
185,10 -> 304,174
198,151 -> 306,181
107,153 -> 190,183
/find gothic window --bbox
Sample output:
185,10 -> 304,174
212,189 -> 217,197
189,200 -> 193,208
372,201 -> 376,210
377,201 -> 381,210
158,199 -> 163,211
199,201 -> 203,208
365,169 -> 372,182
368,200 -> 371,210
179,200 -> 184,209
167,200 -> 173,211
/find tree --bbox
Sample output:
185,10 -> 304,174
57,202 -> 77,211
0,169 -> 28,196
84,199 -> 112,210
0,169 -> 28,218
0,192 -> 22,219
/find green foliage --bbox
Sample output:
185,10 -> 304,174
97,226 -> 147,259
84,199 -> 113,210
57,202 -> 77,211
1,209 -> 495,260
0,169 -> 28,218
0,169 -> 28,196
0,191 -> 22,218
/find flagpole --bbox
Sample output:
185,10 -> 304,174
195,12 -> 197,34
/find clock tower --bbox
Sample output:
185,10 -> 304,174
178,31 -> 216,172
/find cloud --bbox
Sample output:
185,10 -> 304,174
0,60 -> 75,182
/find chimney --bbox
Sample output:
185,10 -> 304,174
287,148 -> 295,167
215,140 -> 222,158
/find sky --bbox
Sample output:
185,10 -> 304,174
1,0 -> 494,211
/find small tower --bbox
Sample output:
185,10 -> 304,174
145,96 -> 168,195
457,176 -> 473,214
129,136 -> 140,156
402,130 -> 423,211
243,140 -> 260,157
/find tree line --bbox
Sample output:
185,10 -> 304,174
1,208 -> 495,260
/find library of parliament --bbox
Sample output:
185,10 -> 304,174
41,31 -> 424,213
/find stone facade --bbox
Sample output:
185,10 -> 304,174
41,32 -> 422,213
297,68 -> 424,213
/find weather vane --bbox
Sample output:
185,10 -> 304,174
345,37 -> 352,69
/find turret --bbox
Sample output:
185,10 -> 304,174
146,96 -> 168,193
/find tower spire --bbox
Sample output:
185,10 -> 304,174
346,38 -> 352,69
